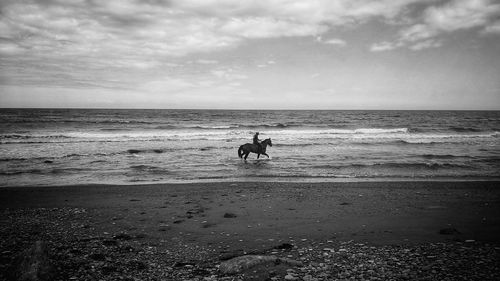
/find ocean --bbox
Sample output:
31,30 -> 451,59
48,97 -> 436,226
0,109 -> 499,186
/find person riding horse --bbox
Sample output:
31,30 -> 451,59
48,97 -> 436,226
239,137 -> 272,160
253,132 -> 263,153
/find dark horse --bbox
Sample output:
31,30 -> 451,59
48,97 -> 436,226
238,138 -> 272,160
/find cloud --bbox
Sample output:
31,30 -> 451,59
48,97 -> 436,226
255,60 -> 277,68
220,17 -> 328,38
211,68 -> 248,81
1,0 -> 499,91
140,78 -> 196,93
0,0 -> 434,61
370,41 -> 402,52
0,40 -> 25,55
424,0 -> 500,32
196,59 -> 219,65
409,39 -> 442,50
4,0 -> 497,61
371,0 -> 500,51
483,20 -> 500,34
316,36 -> 347,46
399,24 -> 439,43
323,38 -> 347,46
171,0 -> 428,26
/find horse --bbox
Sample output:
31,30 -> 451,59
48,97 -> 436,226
238,138 -> 272,160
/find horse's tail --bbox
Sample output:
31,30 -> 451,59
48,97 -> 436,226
238,145 -> 244,158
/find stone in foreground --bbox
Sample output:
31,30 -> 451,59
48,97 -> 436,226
8,241 -> 54,281
219,255 -> 303,275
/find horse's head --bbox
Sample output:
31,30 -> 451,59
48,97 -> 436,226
263,138 -> 272,147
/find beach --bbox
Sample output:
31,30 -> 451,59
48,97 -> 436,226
1,110 -> 499,280
2,0 -> 500,279
1,181 -> 499,280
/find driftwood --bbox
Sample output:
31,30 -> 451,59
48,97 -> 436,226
219,255 -> 303,274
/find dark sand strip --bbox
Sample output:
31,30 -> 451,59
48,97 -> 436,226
2,181 -> 499,244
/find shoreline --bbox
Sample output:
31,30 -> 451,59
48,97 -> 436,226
2,180 -> 500,280
2,176 -> 500,188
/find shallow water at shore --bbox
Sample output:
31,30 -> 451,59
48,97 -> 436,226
1,109 -> 499,186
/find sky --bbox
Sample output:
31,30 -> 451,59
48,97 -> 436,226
0,0 -> 499,110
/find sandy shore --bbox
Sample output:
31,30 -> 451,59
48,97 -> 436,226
1,181 -> 500,280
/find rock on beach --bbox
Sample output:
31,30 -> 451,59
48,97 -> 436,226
219,255 -> 303,275
8,241 -> 54,281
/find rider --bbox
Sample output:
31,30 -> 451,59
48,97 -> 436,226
253,132 -> 262,153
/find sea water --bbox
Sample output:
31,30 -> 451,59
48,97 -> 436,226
0,109 -> 499,186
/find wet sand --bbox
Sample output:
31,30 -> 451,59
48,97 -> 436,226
1,181 -> 499,280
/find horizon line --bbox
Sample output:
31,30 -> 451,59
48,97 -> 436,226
1,107 -> 499,111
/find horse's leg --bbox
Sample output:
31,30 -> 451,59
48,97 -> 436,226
257,154 -> 260,159
244,152 -> 249,160
262,153 -> 269,158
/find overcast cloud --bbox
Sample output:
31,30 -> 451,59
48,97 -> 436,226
1,0 -> 499,109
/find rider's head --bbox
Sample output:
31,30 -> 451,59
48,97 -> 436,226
256,132 -> 259,135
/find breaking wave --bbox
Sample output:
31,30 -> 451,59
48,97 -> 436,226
1,129 -> 498,145
311,162 -> 470,170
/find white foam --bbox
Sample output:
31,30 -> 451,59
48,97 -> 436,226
354,128 -> 408,134
1,128 -> 498,144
